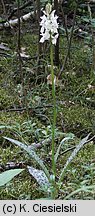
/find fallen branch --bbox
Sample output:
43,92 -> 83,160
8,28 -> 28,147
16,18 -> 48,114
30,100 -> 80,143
0,52 -> 12,57
0,11 -> 34,29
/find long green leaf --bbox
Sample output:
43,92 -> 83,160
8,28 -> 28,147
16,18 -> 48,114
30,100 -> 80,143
59,133 -> 91,184
55,135 -> 74,163
0,169 -> 24,187
4,137 -> 49,179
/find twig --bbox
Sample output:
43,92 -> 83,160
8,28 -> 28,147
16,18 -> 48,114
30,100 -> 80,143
1,0 -> 11,29
61,135 -> 95,156
54,0 -> 59,66
1,0 -> 6,15
31,137 -> 52,149
60,147 -> 75,156
17,0 -> 22,70
58,2 -> 78,78
0,104 -> 53,112
36,0 -> 42,68
60,4 -> 69,45
0,52 -> 12,57
8,0 -> 33,20
88,2 -> 95,71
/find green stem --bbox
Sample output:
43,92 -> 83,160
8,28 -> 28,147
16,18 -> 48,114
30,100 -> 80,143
50,39 -> 56,177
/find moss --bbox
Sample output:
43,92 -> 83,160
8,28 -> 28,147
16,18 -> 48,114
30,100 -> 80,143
0,89 -> 13,110
63,105 -> 95,135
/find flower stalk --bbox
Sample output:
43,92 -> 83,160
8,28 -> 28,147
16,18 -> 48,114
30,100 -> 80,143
39,3 -> 59,199
50,37 -> 56,177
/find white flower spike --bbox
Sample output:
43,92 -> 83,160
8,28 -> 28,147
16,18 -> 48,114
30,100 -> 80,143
40,4 -> 59,45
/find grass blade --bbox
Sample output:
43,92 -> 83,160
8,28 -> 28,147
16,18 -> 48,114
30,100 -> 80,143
64,185 -> 95,200
58,133 -> 92,185
55,136 -> 74,163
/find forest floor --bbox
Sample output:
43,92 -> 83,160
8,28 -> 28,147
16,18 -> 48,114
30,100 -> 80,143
0,14 -> 95,199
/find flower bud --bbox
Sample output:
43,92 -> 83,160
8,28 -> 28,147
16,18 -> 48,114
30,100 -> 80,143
45,3 -> 52,15
50,174 -> 55,182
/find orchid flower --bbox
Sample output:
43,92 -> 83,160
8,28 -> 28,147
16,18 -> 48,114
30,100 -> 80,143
40,5 -> 59,45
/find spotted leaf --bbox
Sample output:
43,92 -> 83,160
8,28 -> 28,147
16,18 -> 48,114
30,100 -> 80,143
27,166 -> 50,188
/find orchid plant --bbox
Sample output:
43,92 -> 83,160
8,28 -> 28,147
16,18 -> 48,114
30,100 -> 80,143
2,3 -> 95,200
40,3 -> 59,184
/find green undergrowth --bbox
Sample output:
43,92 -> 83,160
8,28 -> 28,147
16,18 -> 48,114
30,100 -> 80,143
0,29 -> 95,199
